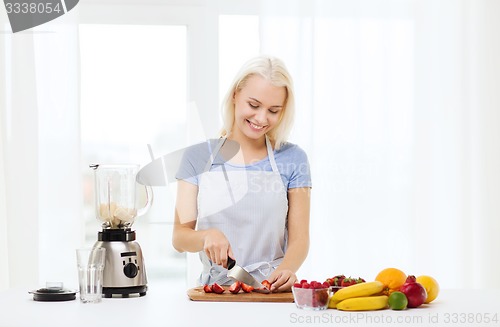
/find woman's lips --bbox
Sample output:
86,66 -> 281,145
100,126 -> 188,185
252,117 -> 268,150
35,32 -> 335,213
246,119 -> 266,131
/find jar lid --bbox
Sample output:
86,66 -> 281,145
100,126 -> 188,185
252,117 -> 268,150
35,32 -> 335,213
29,286 -> 77,302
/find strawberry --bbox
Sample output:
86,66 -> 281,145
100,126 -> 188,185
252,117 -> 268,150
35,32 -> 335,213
241,282 -> 254,293
295,279 -> 330,307
261,280 -> 272,290
203,284 -> 213,293
335,275 -> 346,286
311,281 -> 326,289
211,282 -> 225,294
314,289 -> 330,306
229,281 -> 241,294
340,277 -> 357,287
326,275 -> 345,287
355,277 -> 366,284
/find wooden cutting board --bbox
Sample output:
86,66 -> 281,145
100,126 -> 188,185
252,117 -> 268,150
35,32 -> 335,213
187,286 -> 294,303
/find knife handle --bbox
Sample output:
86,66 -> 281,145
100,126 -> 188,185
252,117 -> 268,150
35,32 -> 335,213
227,256 -> 236,270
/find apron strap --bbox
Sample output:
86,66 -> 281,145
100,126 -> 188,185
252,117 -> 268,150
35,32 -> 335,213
203,137 -> 236,204
203,137 -> 226,173
265,135 -> 279,173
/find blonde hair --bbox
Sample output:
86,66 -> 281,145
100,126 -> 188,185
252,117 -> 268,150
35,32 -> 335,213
220,55 -> 295,150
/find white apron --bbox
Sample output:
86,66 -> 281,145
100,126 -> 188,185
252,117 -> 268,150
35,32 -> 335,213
197,135 -> 289,285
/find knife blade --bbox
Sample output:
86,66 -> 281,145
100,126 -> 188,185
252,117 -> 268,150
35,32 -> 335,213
226,257 -> 268,292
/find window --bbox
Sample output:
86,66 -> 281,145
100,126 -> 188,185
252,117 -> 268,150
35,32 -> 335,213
80,24 -> 188,280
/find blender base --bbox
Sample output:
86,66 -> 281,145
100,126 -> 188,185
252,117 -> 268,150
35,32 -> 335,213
102,285 -> 147,298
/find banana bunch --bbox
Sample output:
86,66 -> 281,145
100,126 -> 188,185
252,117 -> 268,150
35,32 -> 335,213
328,281 -> 388,311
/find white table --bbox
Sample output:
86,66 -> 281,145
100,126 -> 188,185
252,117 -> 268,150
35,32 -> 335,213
1,280 -> 499,327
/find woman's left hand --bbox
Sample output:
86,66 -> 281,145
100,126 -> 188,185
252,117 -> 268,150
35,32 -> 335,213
267,269 -> 297,292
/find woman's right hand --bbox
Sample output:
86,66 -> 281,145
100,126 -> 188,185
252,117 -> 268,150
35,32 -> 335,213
203,228 -> 233,268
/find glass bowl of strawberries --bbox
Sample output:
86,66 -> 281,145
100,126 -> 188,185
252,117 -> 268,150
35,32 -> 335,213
292,280 -> 332,310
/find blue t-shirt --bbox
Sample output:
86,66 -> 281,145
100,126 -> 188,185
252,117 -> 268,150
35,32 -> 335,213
175,139 -> 312,190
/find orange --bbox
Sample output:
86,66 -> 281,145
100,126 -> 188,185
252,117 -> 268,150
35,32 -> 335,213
416,275 -> 439,303
375,268 -> 407,295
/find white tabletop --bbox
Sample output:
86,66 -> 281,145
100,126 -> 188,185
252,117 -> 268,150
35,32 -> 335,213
1,280 -> 499,327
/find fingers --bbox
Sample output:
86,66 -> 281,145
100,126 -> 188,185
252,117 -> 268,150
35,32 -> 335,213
219,247 -> 228,268
269,270 -> 297,292
205,245 -> 228,266
203,229 -> 231,267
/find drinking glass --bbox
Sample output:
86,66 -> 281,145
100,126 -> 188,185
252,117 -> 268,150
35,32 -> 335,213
76,248 -> 106,303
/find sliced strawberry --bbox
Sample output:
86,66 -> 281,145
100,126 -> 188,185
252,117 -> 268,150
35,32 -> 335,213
241,282 -> 254,293
211,282 -> 225,294
229,281 -> 241,294
261,280 -> 272,290
293,283 -> 302,288
203,284 -> 213,293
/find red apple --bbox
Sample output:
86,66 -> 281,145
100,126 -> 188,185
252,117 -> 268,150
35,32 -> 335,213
400,275 -> 427,308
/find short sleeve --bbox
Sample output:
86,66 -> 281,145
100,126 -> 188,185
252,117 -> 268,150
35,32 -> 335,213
287,145 -> 312,189
272,143 -> 312,190
175,141 -> 212,185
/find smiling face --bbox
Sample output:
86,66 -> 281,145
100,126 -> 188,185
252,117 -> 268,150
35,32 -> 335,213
232,75 -> 287,143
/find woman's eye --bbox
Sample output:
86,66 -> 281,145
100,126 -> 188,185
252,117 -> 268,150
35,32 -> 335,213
269,110 -> 279,114
249,103 -> 259,109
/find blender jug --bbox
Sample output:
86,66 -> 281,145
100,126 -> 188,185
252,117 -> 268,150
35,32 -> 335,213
90,164 -> 153,228
90,164 -> 151,297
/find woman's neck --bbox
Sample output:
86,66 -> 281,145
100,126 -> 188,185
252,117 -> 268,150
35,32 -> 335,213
227,129 -> 268,164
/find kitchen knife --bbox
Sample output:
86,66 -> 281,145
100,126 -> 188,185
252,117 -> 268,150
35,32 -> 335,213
227,257 -> 269,292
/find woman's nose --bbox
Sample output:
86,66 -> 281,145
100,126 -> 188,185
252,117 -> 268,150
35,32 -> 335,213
254,108 -> 267,124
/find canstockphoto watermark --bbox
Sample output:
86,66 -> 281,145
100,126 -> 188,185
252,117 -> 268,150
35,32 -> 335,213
289,312 -> 499,325
3,0 -> 79,33
289,312 -> 424,325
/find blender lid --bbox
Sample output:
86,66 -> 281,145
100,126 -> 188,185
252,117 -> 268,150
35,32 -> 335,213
29,287 -> 77,302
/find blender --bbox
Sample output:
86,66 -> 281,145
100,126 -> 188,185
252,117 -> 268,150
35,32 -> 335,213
90,164 -> 153,298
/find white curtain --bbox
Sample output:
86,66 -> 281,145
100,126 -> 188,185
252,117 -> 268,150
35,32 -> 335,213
0,17 -> 40,290
260,0 -> 500,289
0,10 -> 82,291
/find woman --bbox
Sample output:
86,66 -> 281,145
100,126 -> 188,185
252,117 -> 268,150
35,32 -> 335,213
172,55 -> 311,292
